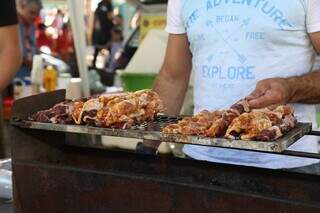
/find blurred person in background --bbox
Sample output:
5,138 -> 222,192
112,14 -> 123,29
16,0 -> 42,84
0,0 -> 22,92
91,0 -> 113,68
55,22 -> 74,62
36,23 -> 53,51
106,27 -> 123,72
51,9 -> 64,31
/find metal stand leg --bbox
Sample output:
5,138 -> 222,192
0,95 -> 5,158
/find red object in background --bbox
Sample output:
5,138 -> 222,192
3,97 -> 14,120
36,23 -> 54,50
37,29 -> 53,49
55,25 -> 74,62
34,16 -> 42,27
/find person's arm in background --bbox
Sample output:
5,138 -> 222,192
0,0 -> 22,92
0,25 -> 22,92
247,0 -> 320,108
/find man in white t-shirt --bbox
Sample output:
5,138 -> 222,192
143,0 -> 320,169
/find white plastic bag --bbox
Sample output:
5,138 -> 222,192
0,159 -> 12,200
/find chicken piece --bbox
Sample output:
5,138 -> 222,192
255,126 -> 283,141
205,110 -> 239,137
279,114 -> 297,133
96,89 -> 164,129
98,93 -> 129,106
205,118 -> 226,137
225,113 -> 250,139
240,116 -> 273,140
72,101 -> 85,124
135,89 -> 165,121
180,122 -> 208,135
163,124 -> 181,134
266,111 -> 283,125
255,114 -> 297,141
73,98 -> 104,124
225,111 -> 273,140
163,110 -> 224,136
250,108 -> 282,126
273,105 -> 294,117
102,98 -> 138,127
230,99 -> 250,114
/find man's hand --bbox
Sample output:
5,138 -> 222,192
247,78 -> 293,109
136,141 -> 160,155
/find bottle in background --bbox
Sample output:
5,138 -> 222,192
43,65 -> 58,92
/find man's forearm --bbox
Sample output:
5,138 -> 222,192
288,71 -> 320,104
142,68 -> 191,150
141,33 -> 192,151
153,68 -> 191,116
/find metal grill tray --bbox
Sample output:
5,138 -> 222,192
13,115 -> 312,153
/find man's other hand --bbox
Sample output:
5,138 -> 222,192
136,140 -> 161,155
246,78 -> 293,109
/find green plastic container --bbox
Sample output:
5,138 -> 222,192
317,112 -> 320,128
119,72 -> 157,92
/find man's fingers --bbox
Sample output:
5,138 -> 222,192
248,91 -> 280,109
266,104 -> 281,110
246,86 -> 268,101
246,90 -> 263,101
246,81 -> 270,101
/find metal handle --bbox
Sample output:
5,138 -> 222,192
308,131 -> 320,136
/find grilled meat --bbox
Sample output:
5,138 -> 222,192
31,89 -> 165,129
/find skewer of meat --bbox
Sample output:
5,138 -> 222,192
163,110 -> 224,135
93,90 -> 164,129
205,100 -> 250,137
225,110 -> 273,140
225,105 -> 296,141
205,109 -> 239,137
255,107 -> 297,141
31,89 -> 165,129
164,100 -> 250,136
31,100 -> 76,124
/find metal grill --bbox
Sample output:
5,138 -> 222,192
12,115 -> 312,154
9,90 -> 318,157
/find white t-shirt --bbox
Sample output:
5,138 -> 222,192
165,0 -> 320,169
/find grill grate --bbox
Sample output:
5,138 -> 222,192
11,115 -> 312,154
129,115 -> 182,131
